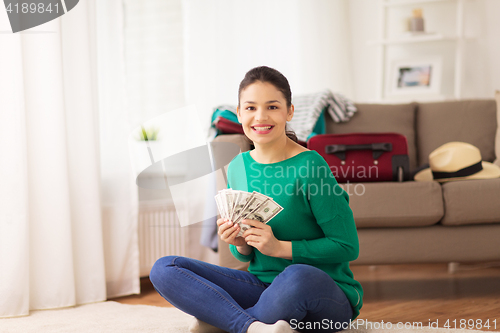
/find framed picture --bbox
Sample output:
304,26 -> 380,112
386,57 -> 442,97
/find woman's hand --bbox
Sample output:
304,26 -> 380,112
242,219 -> 291,259
217,218 -> 247,247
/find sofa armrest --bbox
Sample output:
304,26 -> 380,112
212,133 -> 252,153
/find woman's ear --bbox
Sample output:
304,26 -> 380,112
286,104 -> 294,122
236,106 -> 241,123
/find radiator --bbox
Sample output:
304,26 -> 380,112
138,200 -> 189,277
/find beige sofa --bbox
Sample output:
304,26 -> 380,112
213,99 -> 500,269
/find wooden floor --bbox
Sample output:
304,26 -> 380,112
112,262 -> 500,332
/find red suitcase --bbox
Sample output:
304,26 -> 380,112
214,116 -> 245,135
307,133 -> 410,183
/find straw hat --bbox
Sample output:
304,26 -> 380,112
414,142 -> 500,182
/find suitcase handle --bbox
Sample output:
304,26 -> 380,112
325,142 -> 393,160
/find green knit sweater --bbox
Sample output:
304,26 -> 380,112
227,150 -> 363,321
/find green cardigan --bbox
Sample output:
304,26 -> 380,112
227,150 -> 363,321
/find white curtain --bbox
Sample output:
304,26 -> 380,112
0,0 -> 139,318
95,0 -> 140,298
182,0 -> 353,139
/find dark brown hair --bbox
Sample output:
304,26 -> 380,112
238,66 -> 298,145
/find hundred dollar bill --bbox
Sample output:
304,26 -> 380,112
244,199 -> 283,224
214,189 -> 284,237
233,191 -> 269,225
219,189 -> 232,219
233,192 -> 271,237
226,191 -> 235,220
214,194 -> 226,220
233,198 -> 264,237
216,191 -> 225,219
231,191 -> 252,222
231,191 -> 243,221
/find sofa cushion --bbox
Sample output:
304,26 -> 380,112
325,103 -> 418,172
494,91 -> 500,166
338,181 -> 443,228
440,177 -> 500,226
417,100 -> 497,167
352,224 -> 500,265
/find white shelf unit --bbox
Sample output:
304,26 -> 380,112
383,0 -> 454,7
371,0 -> 468,102
367,33 -> 457,46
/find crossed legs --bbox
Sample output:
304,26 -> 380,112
149,256 -> 352,333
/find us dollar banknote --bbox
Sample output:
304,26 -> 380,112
243,199 -> 283,224
215,190 -> 283,237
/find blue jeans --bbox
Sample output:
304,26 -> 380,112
150,256 -> 353,333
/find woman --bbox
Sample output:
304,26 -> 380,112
150,66 -> 363,333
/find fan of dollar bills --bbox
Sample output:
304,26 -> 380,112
215,189 -> 283,237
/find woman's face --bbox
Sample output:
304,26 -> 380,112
237,81 -> 294,147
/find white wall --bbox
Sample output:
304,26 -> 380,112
348,0 -> 500,102
348,0 -> 379,102
482,0 -> 500,92
182,0 -> 353,139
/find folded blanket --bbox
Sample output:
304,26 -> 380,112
289,89 -> 357,142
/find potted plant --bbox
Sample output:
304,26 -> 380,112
130,126 -> 162,175
135,126 -> 160,142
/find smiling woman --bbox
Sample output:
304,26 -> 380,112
235,67 -> 305,165
236,67 -> 299,156
149,66 -> 363,333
